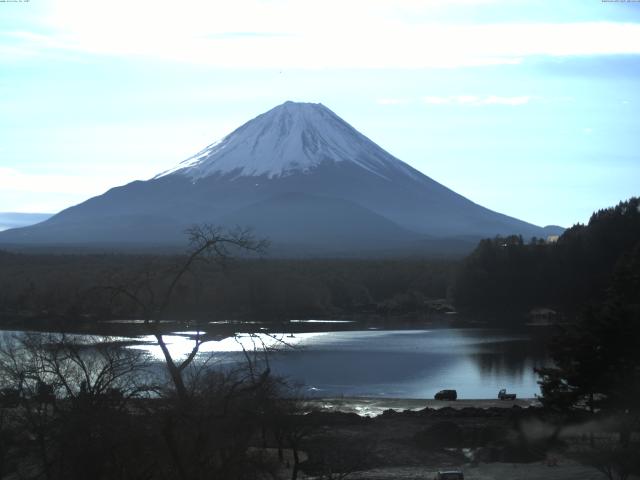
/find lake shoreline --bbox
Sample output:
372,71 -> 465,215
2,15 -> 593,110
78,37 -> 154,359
294,396 -> 605,480
305,396 -> 540,417
0,311 -> 543,339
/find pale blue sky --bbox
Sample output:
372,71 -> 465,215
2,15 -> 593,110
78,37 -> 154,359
1,0 -> 639,227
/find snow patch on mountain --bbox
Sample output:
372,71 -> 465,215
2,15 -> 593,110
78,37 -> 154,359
155,101 -> 421,181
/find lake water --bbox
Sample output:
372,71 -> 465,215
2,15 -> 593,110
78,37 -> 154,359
130,327 -> 550,399
0,327 -> 550,399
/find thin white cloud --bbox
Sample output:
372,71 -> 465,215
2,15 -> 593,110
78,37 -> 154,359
422,95 -> 532,106
377,98 -> 410,105
3,0 -> 640,68
483,95 -> 531,105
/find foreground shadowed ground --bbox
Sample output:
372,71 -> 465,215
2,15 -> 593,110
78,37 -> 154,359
348,461 -> 604,480
291,406 -> 638,479
2,341 -> 634,480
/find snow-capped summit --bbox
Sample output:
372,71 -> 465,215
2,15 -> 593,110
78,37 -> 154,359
157,101 -> 416,181
0,101 -> 552,255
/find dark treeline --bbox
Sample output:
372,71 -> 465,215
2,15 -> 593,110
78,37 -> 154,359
0,252 -> 456,326
454,197 -> 640,320
3,197 -> 638,328
536,239 -> 640,427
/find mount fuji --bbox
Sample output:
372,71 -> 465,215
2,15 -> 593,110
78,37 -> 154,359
0,101 -> 557,255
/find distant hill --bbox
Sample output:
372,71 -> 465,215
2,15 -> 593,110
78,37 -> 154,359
542,225 -> 565,237
0,101 -> 556,256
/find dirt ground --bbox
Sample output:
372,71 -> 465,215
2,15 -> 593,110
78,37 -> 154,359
279,450 -> 620,480
346,458 -> 605,480
278,459 -> 605,480
289,398 -> 639,480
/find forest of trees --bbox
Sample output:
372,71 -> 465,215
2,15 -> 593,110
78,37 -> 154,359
454,197 -> 640,320
0,251 -> 455,328
533,203 -> 640,480
536,239 -> 640,423
1,197 -> 638,329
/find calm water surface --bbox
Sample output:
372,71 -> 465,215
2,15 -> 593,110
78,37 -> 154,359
1,327 -> 550,399
135,327 -> 550,399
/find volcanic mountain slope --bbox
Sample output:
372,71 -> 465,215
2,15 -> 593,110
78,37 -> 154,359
0,101 -> 554,255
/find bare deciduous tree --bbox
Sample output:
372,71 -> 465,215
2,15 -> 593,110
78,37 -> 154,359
105,225 -> 269,400
0,332 -> 153,480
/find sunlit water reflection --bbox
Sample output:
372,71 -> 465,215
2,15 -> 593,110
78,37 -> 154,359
0,328 -> 549,399
129,328 -> 549,399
